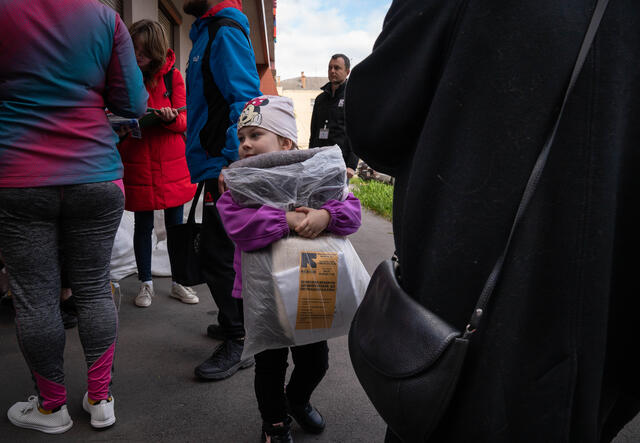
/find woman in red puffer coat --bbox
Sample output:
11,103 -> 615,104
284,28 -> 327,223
119,20 -> 198,308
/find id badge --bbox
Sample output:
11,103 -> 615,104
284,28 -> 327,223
319,128 -> 329,140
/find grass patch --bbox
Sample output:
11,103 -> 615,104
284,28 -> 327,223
351,177 -> 393,220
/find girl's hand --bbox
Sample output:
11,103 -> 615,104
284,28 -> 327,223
294,207 -> 331,239
286,211 -> 305,231
155,107 -> 179,122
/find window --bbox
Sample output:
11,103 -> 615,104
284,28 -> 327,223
158,4 -> 175,49
98,0 -> 123,15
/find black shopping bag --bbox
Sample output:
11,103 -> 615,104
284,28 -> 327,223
167,182 -> 205,286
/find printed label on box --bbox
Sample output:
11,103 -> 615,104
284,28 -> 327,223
296,251 -> 338,329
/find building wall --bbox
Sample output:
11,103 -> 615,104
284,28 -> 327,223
102,0 -> 271,90
102,0 -> 193,76
170,0 -> 195,77
278,87 -> 322,150
126,0 -> 157,24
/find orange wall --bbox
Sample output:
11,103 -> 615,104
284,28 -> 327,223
258,65 -> 278,95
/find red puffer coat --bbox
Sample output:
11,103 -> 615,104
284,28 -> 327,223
118,49 -> 195,212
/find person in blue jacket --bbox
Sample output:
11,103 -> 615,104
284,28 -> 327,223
182,0 -> 262,380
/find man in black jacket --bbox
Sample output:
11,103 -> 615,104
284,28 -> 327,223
309,54 -> 358,178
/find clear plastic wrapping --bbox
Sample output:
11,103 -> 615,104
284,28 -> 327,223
224,146 -> 370,358
224,146 -> 348,210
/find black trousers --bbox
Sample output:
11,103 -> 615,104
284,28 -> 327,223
254,341 -> 329,424
200,180 -> 244,340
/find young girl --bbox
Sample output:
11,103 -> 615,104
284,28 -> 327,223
119,20 -> 198,307
217,96 -> 362,442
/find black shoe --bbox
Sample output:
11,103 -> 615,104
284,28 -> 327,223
286,400 -> 325,434
261,417 -> 293,443
60,296 -> 77,329
206,323 -> 225,340
0,293 -> 12,308
60,295 -> 77,315
61,310 -> 77,329
194,339 -> 254,380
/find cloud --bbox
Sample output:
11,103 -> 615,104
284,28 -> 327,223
275,0 -> 391,80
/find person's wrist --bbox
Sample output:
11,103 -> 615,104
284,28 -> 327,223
320,208 -> 332,224
286,212 -> 297,230
322,209 -> 331,230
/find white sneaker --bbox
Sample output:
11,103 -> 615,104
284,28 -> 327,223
82,392 -> 115,429
7,395 -> 73,434
170,284 -> 199,304
135,283 -> 153,307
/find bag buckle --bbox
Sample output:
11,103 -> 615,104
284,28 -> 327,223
391,253 -> 401,283
464,309 -> 483,338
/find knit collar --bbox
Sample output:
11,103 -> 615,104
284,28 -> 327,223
200,0 -> 242,19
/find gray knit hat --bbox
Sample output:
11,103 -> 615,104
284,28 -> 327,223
237,95 -> 298,145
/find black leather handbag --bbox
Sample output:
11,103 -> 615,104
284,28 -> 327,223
166,182 -> 205,286
348,1 -> 609,441
349,259 -> 469,441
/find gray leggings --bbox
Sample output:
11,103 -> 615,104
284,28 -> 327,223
0,182 -> 123,409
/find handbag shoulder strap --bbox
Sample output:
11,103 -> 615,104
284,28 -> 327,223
187,182 -> 205,225
464,0 -> 610,337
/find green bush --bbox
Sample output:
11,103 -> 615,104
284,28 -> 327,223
351,178 -> 393,220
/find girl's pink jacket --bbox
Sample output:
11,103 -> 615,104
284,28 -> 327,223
217,192 -> 362,298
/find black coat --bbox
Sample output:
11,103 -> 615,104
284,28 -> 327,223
346,0 -> 640,441
309,81 -> 359,169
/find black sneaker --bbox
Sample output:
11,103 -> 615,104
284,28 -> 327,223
261,417 -> 293,443
61,310 -> 77,329
194,339 -> 254,380
0,293 -> 12,308
60,296 -> 77,329
206,323 -> 225,340
286,400 -> 325,434
60,296 -> 77,315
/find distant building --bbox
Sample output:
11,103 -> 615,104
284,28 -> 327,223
277,72 -> 326,149
98,0 -> 277,94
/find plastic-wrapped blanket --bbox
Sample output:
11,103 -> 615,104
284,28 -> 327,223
224,146 -> 348,210
223,146 -> 370,358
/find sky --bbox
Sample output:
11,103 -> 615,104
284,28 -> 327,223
274,0 -> 392,80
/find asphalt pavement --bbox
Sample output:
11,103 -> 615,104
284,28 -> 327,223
0,210 -> 393,442
2,209 -> 639,442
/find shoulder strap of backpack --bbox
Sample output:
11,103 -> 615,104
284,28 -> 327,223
207,16 -> 250,45
202,17 -> 251,83
163,65 -> 176,102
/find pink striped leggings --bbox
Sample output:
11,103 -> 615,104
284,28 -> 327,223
0,182 -> 123,409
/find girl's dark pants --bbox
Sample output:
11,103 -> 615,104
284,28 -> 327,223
254,340 -> 329,424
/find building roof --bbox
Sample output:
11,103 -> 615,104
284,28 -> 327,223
280,76 -> 327,91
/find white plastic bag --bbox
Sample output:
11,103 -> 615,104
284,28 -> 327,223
224,146 -> 369,358
241,234 -> 370,359
109,211 -> 137,281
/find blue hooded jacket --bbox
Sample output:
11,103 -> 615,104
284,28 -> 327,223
185,1 -> 262,183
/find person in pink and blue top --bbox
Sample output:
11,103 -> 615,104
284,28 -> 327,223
0,0 -> 147,434
217,96 -> 362,443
